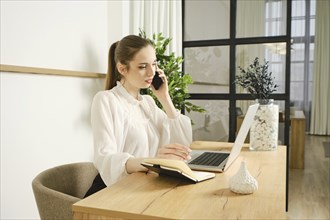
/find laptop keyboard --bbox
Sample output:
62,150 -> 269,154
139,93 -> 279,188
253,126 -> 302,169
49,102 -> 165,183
188,152 -> 229,166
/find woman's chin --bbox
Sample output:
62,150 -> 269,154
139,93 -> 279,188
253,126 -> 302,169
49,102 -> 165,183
142,83 -> 151,89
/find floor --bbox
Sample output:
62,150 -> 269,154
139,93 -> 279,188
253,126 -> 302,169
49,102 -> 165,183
286,134 -> 330,219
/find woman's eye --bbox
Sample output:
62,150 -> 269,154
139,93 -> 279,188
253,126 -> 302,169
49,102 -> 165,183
139,65 -> 147,69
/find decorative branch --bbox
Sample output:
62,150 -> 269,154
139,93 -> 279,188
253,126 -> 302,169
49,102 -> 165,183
234,57 -> 278,100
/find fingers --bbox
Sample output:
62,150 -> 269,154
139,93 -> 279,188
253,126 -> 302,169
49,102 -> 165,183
155,68 -> 166,82
157,144 -> 192,161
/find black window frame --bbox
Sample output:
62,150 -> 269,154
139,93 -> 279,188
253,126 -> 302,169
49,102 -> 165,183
182,0 -> 292,211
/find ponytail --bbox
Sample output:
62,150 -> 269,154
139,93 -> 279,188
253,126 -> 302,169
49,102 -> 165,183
105,41 -> 119,90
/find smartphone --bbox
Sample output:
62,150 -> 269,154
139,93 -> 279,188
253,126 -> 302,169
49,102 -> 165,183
152,71 -> 163,90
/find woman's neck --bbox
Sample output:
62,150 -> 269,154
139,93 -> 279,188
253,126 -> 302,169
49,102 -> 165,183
121,80 -> 140,100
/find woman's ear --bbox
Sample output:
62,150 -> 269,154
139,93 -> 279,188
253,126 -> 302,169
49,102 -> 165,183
117,62 -> 127,76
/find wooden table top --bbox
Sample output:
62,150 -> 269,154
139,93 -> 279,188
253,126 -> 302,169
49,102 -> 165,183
73,143 -> 286,220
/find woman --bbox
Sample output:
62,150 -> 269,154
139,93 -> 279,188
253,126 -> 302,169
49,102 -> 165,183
84,35 -> 192,197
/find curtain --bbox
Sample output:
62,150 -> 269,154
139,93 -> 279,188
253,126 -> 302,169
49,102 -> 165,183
310,0 -> 330,135
236,0 -> 266,113
128,0 -> 182,56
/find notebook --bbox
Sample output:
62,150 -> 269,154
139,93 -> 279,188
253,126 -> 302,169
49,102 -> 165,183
187,103 -> 259,172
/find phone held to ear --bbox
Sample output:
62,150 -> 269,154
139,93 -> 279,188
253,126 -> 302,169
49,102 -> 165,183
152,71 -> 163,90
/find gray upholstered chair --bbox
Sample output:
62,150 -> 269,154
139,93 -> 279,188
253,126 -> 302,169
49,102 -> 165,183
32,162 -> 98,220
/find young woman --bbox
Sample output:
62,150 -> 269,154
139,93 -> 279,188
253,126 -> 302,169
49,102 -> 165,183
84,35 -> 192,197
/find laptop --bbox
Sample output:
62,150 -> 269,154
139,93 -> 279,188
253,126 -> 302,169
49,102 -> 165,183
187,103 -> 259,172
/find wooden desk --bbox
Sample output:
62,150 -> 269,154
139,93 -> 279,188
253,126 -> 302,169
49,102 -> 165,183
72,144 -> 286,220
290,111 -> 305,169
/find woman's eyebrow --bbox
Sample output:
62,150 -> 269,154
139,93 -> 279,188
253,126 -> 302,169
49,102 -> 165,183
137,60 -> 157,65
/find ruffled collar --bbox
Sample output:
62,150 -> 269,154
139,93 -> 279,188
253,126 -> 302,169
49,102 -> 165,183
116,81 -> 143,105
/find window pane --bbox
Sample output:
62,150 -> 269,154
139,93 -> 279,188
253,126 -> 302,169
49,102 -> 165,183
184,0 -> 230,41
309,62 -> 313,81
292,0 -> 305,17
291,62 -> 304,81
290,81 -> 304,102
292,19 -> 305,37
185,46 -> 229,93
271,62 -> 286,93
291,43 -> 305,61
310,0 -> 316,16
310,18 -> 315,35
309,43 -> 314,60
236,44 -> 286,94
237,0 -> 287,38
308,82 -> 313,102
186,100 -> 229,142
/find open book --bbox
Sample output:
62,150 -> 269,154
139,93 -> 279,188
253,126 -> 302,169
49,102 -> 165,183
141,158 -> 215,183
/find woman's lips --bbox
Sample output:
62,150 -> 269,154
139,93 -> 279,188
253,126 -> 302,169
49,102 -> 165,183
145,79 -> 153,84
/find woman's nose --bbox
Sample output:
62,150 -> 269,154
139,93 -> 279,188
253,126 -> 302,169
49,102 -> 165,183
147,66 -> 155,76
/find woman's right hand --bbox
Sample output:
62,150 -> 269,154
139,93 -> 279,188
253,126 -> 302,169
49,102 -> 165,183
150,68 -> 168,98
157,143 -> 192,161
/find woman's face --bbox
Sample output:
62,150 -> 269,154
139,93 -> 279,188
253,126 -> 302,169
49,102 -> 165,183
120,45 -> 157,93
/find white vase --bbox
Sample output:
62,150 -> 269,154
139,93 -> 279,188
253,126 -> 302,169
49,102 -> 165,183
249,99 -> 279,151
229,161 -> 258,194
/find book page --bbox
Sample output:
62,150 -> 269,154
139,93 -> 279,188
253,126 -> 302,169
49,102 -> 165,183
142,158 -> 215,182
192,170 -> 215,182
143,158 -> 196,179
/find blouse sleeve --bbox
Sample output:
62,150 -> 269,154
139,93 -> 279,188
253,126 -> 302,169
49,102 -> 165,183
144,95 -> 193,147
91,91 -> 132,186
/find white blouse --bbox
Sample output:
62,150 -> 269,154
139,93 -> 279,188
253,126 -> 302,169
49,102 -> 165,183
91,82 -> 192,186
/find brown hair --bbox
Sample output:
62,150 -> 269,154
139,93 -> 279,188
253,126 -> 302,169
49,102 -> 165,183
105,35 -> 153,90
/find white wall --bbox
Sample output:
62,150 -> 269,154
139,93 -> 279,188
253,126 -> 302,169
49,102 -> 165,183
1,1 -> 107,72
0,1 -> 127,219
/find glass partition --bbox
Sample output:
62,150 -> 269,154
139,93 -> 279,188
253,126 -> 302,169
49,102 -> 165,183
237,0 -> 287,38
186,100 -> 229,142
184,0 -> 230,41
185,46 -> 230,93
236,43 -> 286,94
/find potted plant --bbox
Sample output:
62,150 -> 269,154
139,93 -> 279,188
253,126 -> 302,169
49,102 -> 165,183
139,29 -> 205,116
235,57 -> 279,151
234,57 -> 278,103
